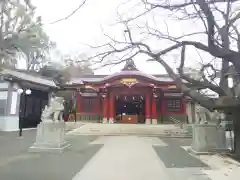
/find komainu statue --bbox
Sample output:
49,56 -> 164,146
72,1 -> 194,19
41,97 -> 64,122
196,106 -> 208,123
29,96 -> 70,153
195,105 -> 221,124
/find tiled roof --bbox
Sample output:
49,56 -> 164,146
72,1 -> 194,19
65,78 -> 84,85
0,69 -> 58,88
0,67 -> 186,87
67,71 -> 181,84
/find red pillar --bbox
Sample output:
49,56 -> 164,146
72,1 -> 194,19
152,96 -> 157,124
145,93 -> 151,124
109,94 -> 115,123
102,95 -> 108,123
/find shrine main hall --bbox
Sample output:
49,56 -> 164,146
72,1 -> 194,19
65,60 -> 195,125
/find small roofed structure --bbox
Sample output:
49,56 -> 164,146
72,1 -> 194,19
0,68 -> 59,131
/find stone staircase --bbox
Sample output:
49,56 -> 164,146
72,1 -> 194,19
67,124 -> 192,138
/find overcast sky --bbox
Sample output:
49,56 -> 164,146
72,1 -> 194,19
32,0 -> 221,75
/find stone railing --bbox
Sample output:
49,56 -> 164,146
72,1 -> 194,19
169,116 -> 181,124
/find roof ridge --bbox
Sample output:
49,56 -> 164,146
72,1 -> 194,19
4,68 -> 56,81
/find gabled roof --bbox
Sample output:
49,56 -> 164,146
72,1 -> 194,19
0,69 -> 58,88
66,59 -> 176,84
0,60 -> 187,88
66,71 -> 179,85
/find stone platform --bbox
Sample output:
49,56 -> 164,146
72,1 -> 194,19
67,123 -> 192,137
29,121 -> 71,153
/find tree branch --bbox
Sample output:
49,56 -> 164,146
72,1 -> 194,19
49,0 -> 87,24
178,45 -> 225,95
155,55 -> 216,110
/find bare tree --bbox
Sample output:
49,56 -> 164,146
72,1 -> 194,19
0,0 -> 51,69
89,0 -> 240,114
63,53 -> 94,77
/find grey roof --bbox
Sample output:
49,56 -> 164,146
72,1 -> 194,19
101,71 -> 173,82
0,69 -> 58,88
66,78 -> 84,85
0,65 -> 185,88
67,71 -> 179,84
66,59 -> 181,84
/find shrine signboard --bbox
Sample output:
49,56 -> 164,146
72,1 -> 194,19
120,78 -> 138,88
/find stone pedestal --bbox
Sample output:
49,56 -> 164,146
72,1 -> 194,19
109,118 -> 114,124
29,121 -> 70,153
152,119 -> 158,125
102,118 -> 108,124
145,118 -> 151,125
188,124 -> 228,155
183,124 -> 193,134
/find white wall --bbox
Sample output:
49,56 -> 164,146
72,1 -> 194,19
0,83 -> 20,131
0,91 -> 8,99
10,92 -> 18,115
0,116 -> 19,131
0,82 -> 9,89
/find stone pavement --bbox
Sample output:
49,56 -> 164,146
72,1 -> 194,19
197,152 -> 240,180
72,136 -> 210,180
1,129 -> 240,180
0,130 -> 101,180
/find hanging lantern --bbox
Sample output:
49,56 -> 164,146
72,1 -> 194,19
153,93 -> 158,98
101,93 -> 106,98
25,89 -> 32,95
17,88 -> 24,94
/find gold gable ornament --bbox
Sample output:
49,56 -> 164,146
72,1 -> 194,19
168,85 -> 177,89
120,78 -> 138,88
84,85 -> 98,91
85,85 -> 93,89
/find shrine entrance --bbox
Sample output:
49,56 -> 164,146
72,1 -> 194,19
115,95 -> 145,124
19,89 -> 49,129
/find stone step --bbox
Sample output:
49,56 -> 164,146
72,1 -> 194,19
67,123 -> 193,138
68,130 -> 192,138
69,129 -> 190,134
85,129 -> 189,134
69,133 -> 191,138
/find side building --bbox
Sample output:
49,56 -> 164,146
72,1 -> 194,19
0,69 -> 58,131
